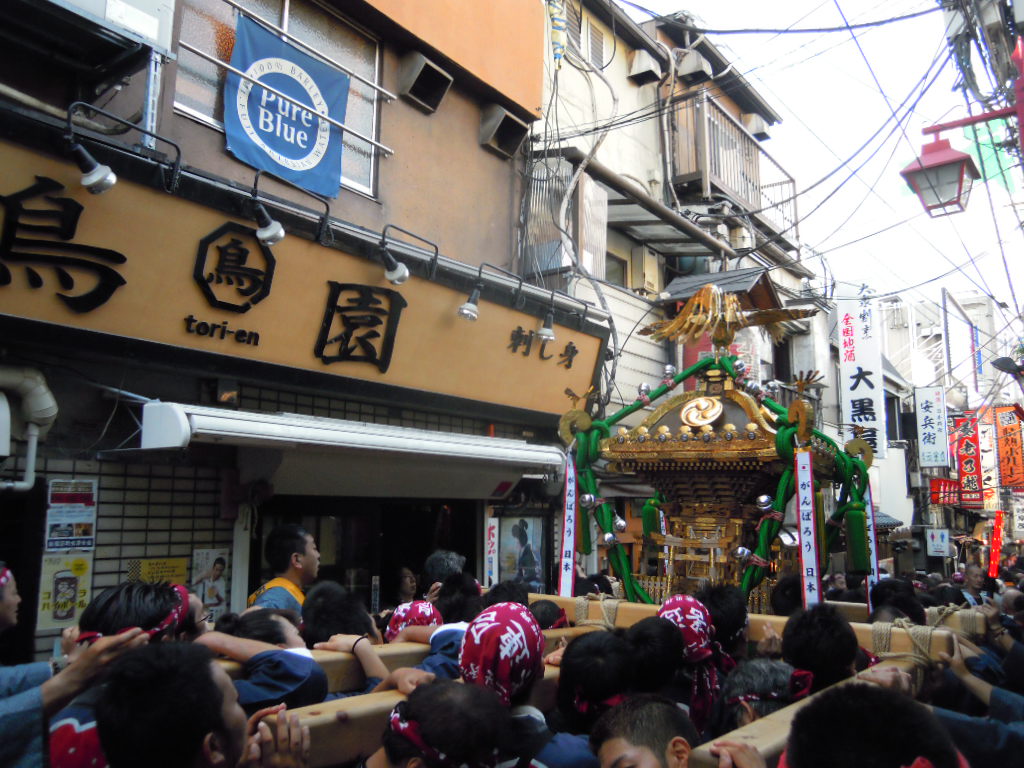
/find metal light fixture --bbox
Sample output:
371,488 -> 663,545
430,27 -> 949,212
613,514 -> 627,532
992,356 -> 1024,397
66,101 -> 182,194
457,283 -> 483,321
379,244 -> 410,285
899,137 -> 981,217
602,531 -> 618,547
252,169 -> 333,245
68,143 -> 116,194
253,202 -> 285,246
537,293 -> 556,343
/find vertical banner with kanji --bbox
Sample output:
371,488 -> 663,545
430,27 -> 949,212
794,450 -> 821,609
977,407 -> 1001,511
995,406 -> 1024,487
914,387 -> 949,467
558,456 -> 577,598
836,298 -> 887,459
990,510 -> 1005,578
863,484 -> 880,609
484,516 -> 499,589
953,415 -> 984,508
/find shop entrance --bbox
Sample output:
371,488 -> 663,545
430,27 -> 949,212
253,496 -> 481,611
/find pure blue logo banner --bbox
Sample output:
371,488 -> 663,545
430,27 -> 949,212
224,15 -> 350,198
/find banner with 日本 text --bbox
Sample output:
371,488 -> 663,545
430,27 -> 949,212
794,450 -> 821,609
558,455 -> 577,598
836,298 -> 887,459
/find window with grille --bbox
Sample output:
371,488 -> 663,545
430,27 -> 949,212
175,0 -> 381,196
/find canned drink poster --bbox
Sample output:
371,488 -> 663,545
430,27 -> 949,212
37,553 -> 93,630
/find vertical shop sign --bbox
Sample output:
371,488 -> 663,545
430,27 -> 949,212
977,407 -> 1000,511
995,406 -> 1024,487
836,298 -> 887,458
953,415 -> 984,508
558,456 -> 577,598
794,450 -> 821,609
914,387 -> 949,467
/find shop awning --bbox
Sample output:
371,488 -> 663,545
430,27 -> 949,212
140,402 -> 565,498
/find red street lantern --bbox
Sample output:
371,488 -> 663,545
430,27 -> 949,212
899,138 -> 981,217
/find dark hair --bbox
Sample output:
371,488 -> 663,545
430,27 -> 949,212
782,604 -> 858,692
694,584 -> 748,651
711,659 -> 795,736
97,643 -> 225,768
382,679 -> 508,768
510,520 -> 529,548
574,577 -> 599,597
422,550 -> 466,587
530,599 -> 565,630
589,574 -> 614,595
482,580 -> 529,609
215,609 -> 298,645
434,572 -> 482,624
301,581 -> 374,646
931,585 -> 965,606
868,604 -> 908,624
625,617 -> 684,693
771,574 -> 803,616
80,582 -> 192,642
213,557 -> 227,568
870,578 -> 914,610
264,525 -> 310,574
786,684 -> 957,768
590,694 -> 699,758
557,630 -> 635,734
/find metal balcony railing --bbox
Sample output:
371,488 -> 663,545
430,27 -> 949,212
672,92 -> 798,240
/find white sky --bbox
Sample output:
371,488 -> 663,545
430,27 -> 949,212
619,0 -> 1024,338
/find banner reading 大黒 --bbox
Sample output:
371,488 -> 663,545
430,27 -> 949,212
224,15 -> 350,198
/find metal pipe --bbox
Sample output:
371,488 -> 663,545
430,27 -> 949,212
141,51 -> 164,150
178,41 -> 394,155
2,423 -> 38,492
556,147 -> 737,259
0,367 -> 56,494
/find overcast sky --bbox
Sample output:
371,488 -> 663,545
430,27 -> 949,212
618,0 -> 1024,338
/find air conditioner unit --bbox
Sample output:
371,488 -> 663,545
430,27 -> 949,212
675,50 -> 712,84
5,0 -> 174,93
628,49 -> 663,86
631,245 -> 661,295
741,113 -> 770,140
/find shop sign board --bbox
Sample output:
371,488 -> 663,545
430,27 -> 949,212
995,406 -> 1024,487
952,415 -> 984,508
45,478 -> 97,552
925,528 -> 950,557
977,407 -> 1000,511
0,142 -> 604,416
914,387 -> 948,467
836,298 -> 887,459
558,456 -> 577,598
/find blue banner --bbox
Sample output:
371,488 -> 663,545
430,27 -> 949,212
224,15 -> 350,198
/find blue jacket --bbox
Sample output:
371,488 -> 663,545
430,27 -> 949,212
0,661 -> 52,768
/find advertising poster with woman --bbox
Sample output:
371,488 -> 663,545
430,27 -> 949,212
191,548 -> 230,621
499,517 -> 545,592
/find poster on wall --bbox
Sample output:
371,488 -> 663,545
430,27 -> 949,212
45,478 -> 96,552
499,515 -> 546,593
483,517 -> 499,589
127,557 -> 189,584
37,552 -> 93,631
190,549 -> 230,621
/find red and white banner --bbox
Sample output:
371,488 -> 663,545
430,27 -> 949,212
930,478 -> 960,505
558,455 -> 577,598
794,450 -> 821,609
483,516 -> 499,589
989,510 -> 1005,578
995,406 -> 1024,487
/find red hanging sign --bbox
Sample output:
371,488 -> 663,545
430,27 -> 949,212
995,406 -> 1024,487
953,415 -> 984,508
989,510 -> 1004,578
929,478 -> 960,505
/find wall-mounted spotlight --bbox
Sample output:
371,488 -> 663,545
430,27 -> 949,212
253,201 -> 285,246
377,225 -> 441,286
536,292 -> 556,343
66,101 -> 182,194
68,143 -> 116,194
457,283 -> 483,321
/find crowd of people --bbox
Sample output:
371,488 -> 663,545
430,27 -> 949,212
3,524 -> 1024,768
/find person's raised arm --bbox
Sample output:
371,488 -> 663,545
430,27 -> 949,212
40,629 -> 147,715
313,634 -> 389,681
939,635 -> 994,707
389,625 -> 436,645
195,631 -> 280,662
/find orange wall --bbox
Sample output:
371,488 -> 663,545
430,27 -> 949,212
364,0 -> 546,117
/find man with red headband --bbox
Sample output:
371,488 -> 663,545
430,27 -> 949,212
0,562 -> 146,768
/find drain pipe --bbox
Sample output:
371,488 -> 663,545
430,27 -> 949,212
1,367 -> 58,492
